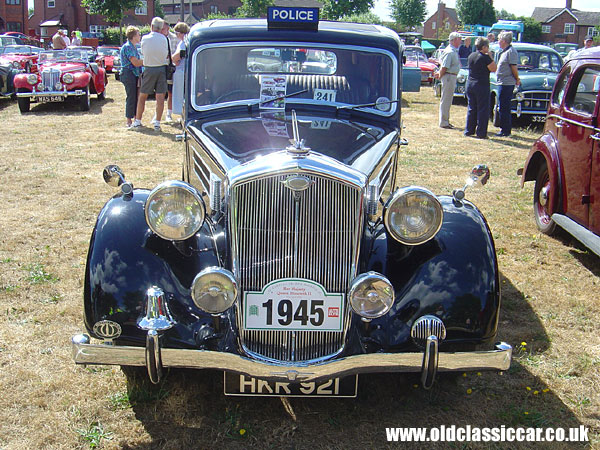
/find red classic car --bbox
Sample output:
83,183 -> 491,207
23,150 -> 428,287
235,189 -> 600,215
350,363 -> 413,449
404,45 -> 437,85
97,46 -> 121,74
0,45 -> 41,72
13,49 -> 107,113
520,46 -> 600,257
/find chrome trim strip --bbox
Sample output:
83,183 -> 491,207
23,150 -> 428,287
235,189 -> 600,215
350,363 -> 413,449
72,335 -> 512,382
547,114 -> 600,132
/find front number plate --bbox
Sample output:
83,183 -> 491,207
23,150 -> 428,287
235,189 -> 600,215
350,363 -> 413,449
224,372 -> 358,397
244,278 -> 344,331
38,95 -> 64,102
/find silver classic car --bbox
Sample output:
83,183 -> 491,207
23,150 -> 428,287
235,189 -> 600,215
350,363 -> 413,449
72,10 -> 511,396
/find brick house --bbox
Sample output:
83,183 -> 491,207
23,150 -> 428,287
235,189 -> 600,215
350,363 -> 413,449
161,0 -> 242,25
533,0 -> 600,45
28,0 -> 155,43
0,0 -> 28,33
422,2 -> 460,40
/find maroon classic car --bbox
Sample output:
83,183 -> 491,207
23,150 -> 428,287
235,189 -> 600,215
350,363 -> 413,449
13,49 -> 107,113
97,46 -> 121,73
0,45 -> 41,72
521,47 -> 600,257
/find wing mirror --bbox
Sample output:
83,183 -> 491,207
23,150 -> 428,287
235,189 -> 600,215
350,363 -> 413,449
453,164 -> 490,202
103,165 -> 133,195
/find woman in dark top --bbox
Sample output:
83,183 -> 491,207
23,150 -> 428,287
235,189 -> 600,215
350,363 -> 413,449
464,37 -> 497,139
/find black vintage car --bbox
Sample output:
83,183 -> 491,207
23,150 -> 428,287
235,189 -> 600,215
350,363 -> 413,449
72,10 -> 511,395
0,58 -> 18,98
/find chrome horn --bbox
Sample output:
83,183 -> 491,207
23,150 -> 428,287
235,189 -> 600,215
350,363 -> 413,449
453,164 -> 490,202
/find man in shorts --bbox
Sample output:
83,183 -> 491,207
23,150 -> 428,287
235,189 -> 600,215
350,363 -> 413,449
132,17 -> 168,131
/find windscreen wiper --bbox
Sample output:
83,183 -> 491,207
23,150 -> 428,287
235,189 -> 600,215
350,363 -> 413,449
248,89 -> 309,110
336,99 -> 401,112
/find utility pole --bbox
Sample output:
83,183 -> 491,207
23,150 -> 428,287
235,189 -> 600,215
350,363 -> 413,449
180,0 -> 185,22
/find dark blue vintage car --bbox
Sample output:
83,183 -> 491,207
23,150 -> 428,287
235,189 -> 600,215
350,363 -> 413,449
72,11 -> 511,395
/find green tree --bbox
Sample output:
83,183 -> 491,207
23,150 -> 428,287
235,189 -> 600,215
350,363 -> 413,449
81,0 -> 141,24
496,9 -> 516,21
235,0 -> 273,17
339,12 -> 382,24
389,0 -> 426,30
456,0 -> 496,26
322,0 -> 373,20
154,0 -> 164,19
519,16 -> 541,43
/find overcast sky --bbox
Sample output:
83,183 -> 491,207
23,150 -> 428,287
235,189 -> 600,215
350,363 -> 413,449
372,0 -> 600,23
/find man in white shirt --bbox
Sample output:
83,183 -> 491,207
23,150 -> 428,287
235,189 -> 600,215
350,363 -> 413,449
62,30 -> 71,47
133,17 -> 168,131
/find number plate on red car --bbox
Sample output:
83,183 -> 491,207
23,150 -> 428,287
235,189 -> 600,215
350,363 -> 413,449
224,372 -> 358,397
243,278 -> 344,331
39,95 -> 64,102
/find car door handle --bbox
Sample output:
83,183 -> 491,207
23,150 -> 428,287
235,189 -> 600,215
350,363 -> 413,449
591,133 -> 600,141
555,120 -> 565,128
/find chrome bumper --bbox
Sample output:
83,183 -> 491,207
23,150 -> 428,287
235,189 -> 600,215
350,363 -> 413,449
16,89 -> 85,98
72,334 -> 512,383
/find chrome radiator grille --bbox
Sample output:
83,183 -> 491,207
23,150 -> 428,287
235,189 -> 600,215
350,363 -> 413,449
41,69 -> 60,91
232,173 -> 362,362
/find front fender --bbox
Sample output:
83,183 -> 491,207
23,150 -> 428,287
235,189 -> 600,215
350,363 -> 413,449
84,190 -> 222,348
13,73 -> 33,90
72,72 -> 92,89
358,196 -> 500,351
521,131 -> 562,214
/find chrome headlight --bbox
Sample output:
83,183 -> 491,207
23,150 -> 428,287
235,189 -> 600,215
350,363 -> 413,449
145,180 -> 205,241
349,272 -> 394,319
384,187 -> 443,245
27,73 -> 38,85
515,92 -> 524,101
457,73 -> 466,84
62,73 -> 74,84
191,267 -> 238,314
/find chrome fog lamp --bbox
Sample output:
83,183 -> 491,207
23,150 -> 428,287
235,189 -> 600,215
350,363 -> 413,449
27,73 -> 38,85
11,61 -> 20,69
191,267 -> 238,314
515,92 -> 524,101
54,82 -> 62,90
62,73 -> 74,84
384,187 -> 443,245
349,272 -> 394,319
457,73 -> 466,84
145,180 -> 205,241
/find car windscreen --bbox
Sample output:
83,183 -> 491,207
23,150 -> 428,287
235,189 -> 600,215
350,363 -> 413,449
98,48 -> 119,56
2,45 -> 32,54
192,43 -> 397,116
517,51 -> 562,72
39,50 -> 87,63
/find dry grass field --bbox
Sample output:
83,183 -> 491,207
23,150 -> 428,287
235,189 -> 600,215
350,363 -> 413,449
0,77 -> 598,449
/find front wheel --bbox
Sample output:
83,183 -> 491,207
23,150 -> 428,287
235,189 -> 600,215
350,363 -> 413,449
79,86 -> 90,111
17,89 -> 30,113
533,163 -> 556,235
